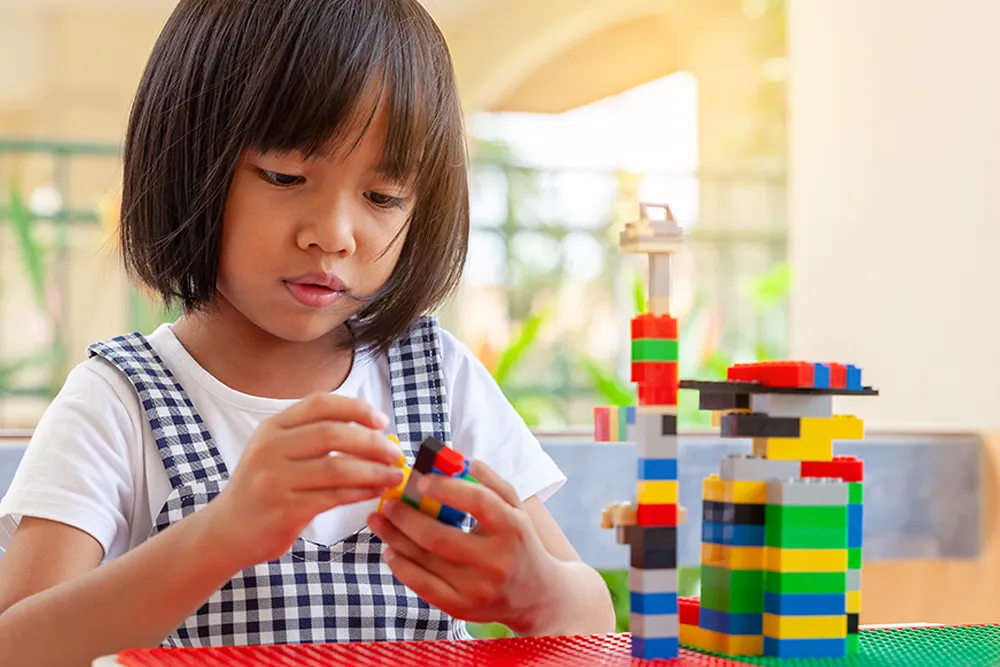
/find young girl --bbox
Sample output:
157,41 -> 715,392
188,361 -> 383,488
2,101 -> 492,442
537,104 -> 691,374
0,1 -> 615,664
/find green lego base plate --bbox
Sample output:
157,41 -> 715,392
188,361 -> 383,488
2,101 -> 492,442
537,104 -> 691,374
683,625 -> 1000,666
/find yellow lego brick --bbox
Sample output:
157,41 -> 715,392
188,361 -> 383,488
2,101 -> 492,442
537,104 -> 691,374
802,415 -> 865,441
701,544 -> 766,570
723,634 -> 764,656
762,613 -> 847,639
378,466 -> 412,510
608,409 -> 620,441
637,480 -> 678,504
847,591 -> 862,613
765,547 -> 848,573
703,474 -> 725,502
753,436 -> 833,462
419,495 -> 442,518
723,480 -> 767,504
680,624 -> 724,653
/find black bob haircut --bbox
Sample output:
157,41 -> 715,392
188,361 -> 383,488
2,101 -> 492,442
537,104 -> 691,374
120,0 -> 469,355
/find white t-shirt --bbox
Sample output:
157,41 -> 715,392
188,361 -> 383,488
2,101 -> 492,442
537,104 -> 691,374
0,323 -> 565,562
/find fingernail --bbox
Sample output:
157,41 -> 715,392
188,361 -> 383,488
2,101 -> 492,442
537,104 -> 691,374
416,476 -> 429,494
386,468 -> 404,486
382,500 -> 397,517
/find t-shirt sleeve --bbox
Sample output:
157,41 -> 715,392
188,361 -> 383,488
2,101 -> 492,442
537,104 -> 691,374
0,358 -> 141,559
439,328 -> 566,503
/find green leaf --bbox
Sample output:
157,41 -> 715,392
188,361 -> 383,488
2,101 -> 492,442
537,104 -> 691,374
632,273 -> 647,315
577,354 -> 635,406
0,345 -> 60,391
745,261 -> 791,313
6,179 -> 47,309
492,307 -> 551,388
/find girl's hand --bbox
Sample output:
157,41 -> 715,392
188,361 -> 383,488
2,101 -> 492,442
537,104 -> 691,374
206,393 -> 404,568
366,461 -> 564,635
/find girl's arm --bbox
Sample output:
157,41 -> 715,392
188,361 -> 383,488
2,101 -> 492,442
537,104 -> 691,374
0,509 -> 240,667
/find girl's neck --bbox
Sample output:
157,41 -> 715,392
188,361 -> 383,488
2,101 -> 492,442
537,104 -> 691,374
171,307 -> 355,400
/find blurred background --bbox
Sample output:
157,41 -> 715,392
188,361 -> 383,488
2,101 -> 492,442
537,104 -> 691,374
2,0 -> 1000,631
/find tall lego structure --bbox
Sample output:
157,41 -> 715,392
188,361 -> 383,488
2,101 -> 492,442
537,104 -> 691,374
597,202 -> 877,662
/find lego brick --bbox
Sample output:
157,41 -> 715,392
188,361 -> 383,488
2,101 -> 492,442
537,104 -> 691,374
802,456 -> 864,482
637,437 -> 679,461
631,313 -> 678,340
723,480 -> 768,505
846,632 -> 860,654
847,614 -> 859,634
433,447 -> 469,478
762,613 -> 847,639
764,571 -> 847,595
636,412 -> 678,458
629,567 -> 678,594
700,608 -> 762,635
849,548 -> 862,569
764,524 -> 848,550
679,624 -> 723,654
703,500 -> 766,526
752,436 -> 833,462
437,504 -> 466,527
765,478 -> 849,506
414,436 -> 446,475
593,406 -> 610,442
678,596 -> 700,625
630,591 -> 678,615
638,382 -> 678,407
630,636 -> 679,660
806,415 -> 865,440
632,361 -> 678,385
419,495 -> 442,518
720,455 -> 802,482
750,393 -> 834,418
846,570 -> 862,592
847,591 -> 862,614
637,480 -> 679,505
720,413 -> 800,438
637,504 -> 677,526
763,636 -> 847,659
812,363 -> 831,389
703,475 -> 725,502
637,404 -> 679,416
765,548 -> 848,573
764,505 -> 848,528
701,544 -> 766,570
849,505 -> 863,548
620,525 -> 676,550
846,364 -> 862,391
727,362 -> 816,388
401,469 -> 425,505
632,338 -> 679,363
638,458 -> 678,480
849,482 -> 863,504
721,634 -> 765,657
631,612 -> 679,638
829,363 -> 847,389
763,592 -> 846,616
699,391 -> 751,411
700,566 -> 765,614
630,546 -> 676,569
702,522 -> 765,548
680,378 -> 879,397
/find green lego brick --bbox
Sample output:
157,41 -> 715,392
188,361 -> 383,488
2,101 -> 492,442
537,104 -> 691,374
849,548 -> 863,569
765,504 -> 848,528
846,633 -> 860,654
685,624 -> 1000,666
631,338 -> 679,362
763,571 -> 847,594
849,482 -> 863,505
402,496 -> 420,510
765,523 -> 848,549
701,565 -> 764,614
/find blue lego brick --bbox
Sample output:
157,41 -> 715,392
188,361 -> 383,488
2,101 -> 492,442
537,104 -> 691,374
700,608 -> 763,635
626,405 -> 636,425
638,458 -> 678,481
702,522 -> 765,547
632,636 -> 678,660
630,591 -> 678,615
764,637 -> 847,659
849,504 -> 864,548
812,363 -> 831,389
437,504 -> 466,527
846,365 -> 862,391
764,592 -> 846,616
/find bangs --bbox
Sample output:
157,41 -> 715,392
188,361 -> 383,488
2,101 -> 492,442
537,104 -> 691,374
239,0 -> 450,191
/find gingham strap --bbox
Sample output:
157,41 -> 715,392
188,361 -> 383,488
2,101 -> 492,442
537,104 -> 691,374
388,315 -> 452,454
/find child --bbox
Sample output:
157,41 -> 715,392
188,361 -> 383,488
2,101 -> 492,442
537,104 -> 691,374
0,0 -> 615,664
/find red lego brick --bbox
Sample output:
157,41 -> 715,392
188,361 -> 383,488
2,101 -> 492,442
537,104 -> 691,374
631,313 -> 678,340
638,383 -> 678,406
829,363 -> 847,389
802,456 -> 864,482
680,596 -> 701,626
116,633 -> 753,666
433,444 -> 467,477
631,361 -> 678,386
637,504 -> 677,526
594,407 -> 610,442
727,362 -> 815,388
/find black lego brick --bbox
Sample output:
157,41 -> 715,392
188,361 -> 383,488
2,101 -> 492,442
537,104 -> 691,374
414,436 -> 446,475
720,412 -> 801,438
630,547 -> 677,569
848,614 -> 859,634
680,379 -> 879,397
703,500 -> 766,526
621,526 -> 677,569
698,392 -> 751,411
660,414 -> 677,436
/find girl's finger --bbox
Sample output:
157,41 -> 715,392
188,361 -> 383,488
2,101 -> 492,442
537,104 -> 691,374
416,473 -> 512,532
374,501 -> 484,565
271,392 -> 389,431
272,421 -> 402,465
466,460 -> 522,508
289,454 -> 403,491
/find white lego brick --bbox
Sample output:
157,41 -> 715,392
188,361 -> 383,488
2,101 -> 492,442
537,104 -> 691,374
636,412 -> 679,459
648,253 -> 672,303
750,393 -> 834,418
719,454 -> 801,481
630,612 -> 679,638
766,478 -> 849,506
847,569 -> 862,591
629,567 -> 678,594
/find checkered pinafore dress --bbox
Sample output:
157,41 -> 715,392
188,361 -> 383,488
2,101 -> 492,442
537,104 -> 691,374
88,316 -> 472,646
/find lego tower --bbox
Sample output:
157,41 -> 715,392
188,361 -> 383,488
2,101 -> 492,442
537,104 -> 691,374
679,363 -> 875,659
597,202 -> 684,660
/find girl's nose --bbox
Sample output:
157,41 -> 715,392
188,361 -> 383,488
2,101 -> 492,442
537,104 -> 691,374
298,200 -> 357,257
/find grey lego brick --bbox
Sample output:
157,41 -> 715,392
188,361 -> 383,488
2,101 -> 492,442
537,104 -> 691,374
629,567 -> 678,594
719,454 -> 802,481
750,394 -> 834,418
766,478 -> 849,506
636,412 -> 679,458
401,469 -> 424,504
630,612 -> 679,638
846,569 -> 862,591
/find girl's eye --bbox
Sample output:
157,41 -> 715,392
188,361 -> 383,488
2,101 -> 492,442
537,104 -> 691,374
366,191 -> 405,210
258,169 -> 305,187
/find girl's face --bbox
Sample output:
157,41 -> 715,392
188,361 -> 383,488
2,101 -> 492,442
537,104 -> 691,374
217,107 -> 412,343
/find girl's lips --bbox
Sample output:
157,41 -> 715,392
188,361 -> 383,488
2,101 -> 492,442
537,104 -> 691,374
284,281 -> 343,308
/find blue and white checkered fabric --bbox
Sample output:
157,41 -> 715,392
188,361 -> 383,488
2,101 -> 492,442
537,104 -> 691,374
89,315 -> 471,646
